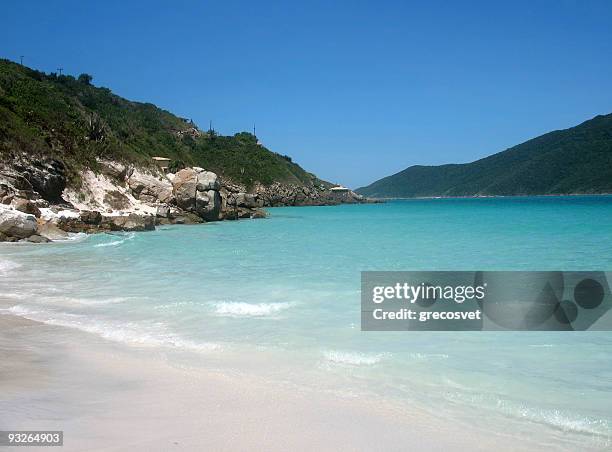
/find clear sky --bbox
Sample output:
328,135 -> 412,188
2,0 -> 612,188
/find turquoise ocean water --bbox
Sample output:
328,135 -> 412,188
2,197 -> 612,449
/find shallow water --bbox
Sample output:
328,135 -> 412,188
2,197 -> 612,449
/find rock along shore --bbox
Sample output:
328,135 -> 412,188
0,157 -> 372,243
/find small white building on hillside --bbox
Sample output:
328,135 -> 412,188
330,186 -> 350,193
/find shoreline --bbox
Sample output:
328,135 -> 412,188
364,193 -> 612,201
0,312 -> 545,451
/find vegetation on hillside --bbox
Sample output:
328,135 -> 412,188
356,113 -> 612,197
0,59 -> 322,188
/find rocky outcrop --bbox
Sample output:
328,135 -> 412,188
25,234 -> 51,243
80,210 -> 103,225
46,209 -> 97,234
98,160 -> 128,180
30,159 -> 66,202
0,156 -> 374,243
103,190 -> 131,210
196,189 -> 221,221
235,193 -> 263,208
103,213 -> 155,232
172,168 -> 198,210
172,168 -> 222,221
160,211 -> 203,225
12,198 -> 42,217
13,158 -> 66,203
0,207 -> 38,241
56,212 -> 155,233
127,169 -> 174,204
37,222 -> 69,241
195,168 -> 220,191
220,180 -> 366,209
0,169 -> 33,202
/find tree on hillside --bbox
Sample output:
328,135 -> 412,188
234,132 -> 257,144
78,73 -> 93,85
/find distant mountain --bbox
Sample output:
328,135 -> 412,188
356,114 -> 612,198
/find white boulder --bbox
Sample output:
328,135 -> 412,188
0,206 -> 37,239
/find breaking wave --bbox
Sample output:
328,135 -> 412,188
323,350 -> 390,366
3,305 -> 221,353
94,232 -> 136,248
209,301 -> 294,317
444,390 -> 611,437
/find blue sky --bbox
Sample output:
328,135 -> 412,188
2,0 -> 612,188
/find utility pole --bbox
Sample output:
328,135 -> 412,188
253,123 -> 256,138
57,67 -> 63,76
19,55 -> 24,65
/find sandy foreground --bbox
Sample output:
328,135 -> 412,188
0,314 -> 544,452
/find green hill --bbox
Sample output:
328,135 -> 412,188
0,59 -> 325,188
356,113 -> 612,198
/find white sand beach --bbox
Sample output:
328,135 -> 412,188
0,314 -> 543,452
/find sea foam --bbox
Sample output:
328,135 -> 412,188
94,232 -> 136,247
323,350 -> 390,366
4,305 -> 221,353
210,301 -> 294,317
443,389 -> 611,437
